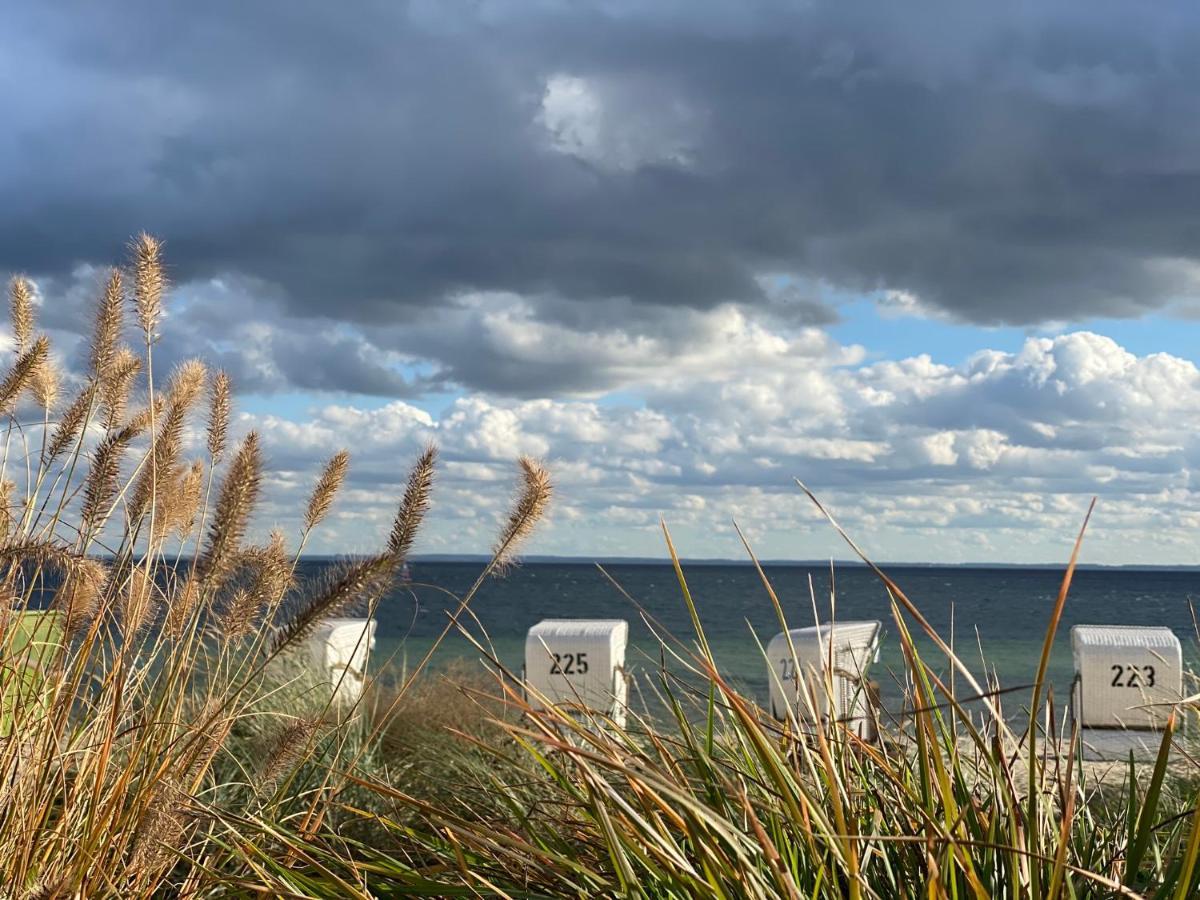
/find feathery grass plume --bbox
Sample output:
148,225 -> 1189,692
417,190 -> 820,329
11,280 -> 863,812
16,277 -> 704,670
165,358 -> 206,411
122,564 -> 158,638
195,432 -> 262,587
492,456 -> 553,571
0,336 -> 48,417
99,346 -> 140,429
270,553 -> 396,655
80,422 -> 144,534
131,359 -> 206,521
30,359 -> 59,412
163,575 -> 199,640
257,718 -> 322,796
130,232 -> 166,337
169,460 -> 204,539
206,369 -> 231,461
45,387 -> 91,461
125,394 -> 165,434
386,444 -> 436,561
221,532 -> 290,640
305,449 -> 350,532
90,269 -> 124,378
8,276 -> 34,353
51,557 -> 109,637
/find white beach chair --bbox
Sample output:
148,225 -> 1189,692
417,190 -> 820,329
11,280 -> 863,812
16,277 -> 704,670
300,617 -> 377,706
524,619 -> 629,727
1070,624 -> 1182,760
767,620 -> 882,741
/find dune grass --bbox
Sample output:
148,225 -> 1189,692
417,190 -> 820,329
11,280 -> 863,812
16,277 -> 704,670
0,238 -> 550,896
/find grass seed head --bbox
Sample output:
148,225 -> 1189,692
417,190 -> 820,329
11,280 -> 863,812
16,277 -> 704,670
8,276 -> 34,354
493,456 -> 553,572
91,268 -> 124,378
305,449 -> 350,532
387,444 -> 437,562
131,232 -> 166,337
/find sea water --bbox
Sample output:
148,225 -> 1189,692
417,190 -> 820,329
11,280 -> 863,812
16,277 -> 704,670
316,561 -> 1200,720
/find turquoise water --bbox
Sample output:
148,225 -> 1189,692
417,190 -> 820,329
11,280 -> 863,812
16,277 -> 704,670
332,561 -> 1200,719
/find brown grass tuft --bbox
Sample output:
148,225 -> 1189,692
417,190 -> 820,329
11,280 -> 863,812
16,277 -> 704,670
123,564 -> 158,638
206,370 -> 231,461
492,456 -> 553,571
8,276 -> 34,353
132,359 -> 206,524
130,233 -> 166,337
221,531 -> 291,641
163,575 -> 199,640
386,444 -> 437,562
80,422 -> 146,535
305,449 -> 350,532
195,432 -> 262,587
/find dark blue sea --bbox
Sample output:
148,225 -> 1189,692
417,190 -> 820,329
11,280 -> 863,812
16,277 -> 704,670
325,561 -> 1200,717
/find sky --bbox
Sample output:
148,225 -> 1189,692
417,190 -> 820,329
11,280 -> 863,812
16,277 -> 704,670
4,0 -> 1200,564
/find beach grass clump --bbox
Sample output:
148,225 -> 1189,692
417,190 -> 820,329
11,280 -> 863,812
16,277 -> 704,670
0,239 -> 557,896
263,523 -> 1200,899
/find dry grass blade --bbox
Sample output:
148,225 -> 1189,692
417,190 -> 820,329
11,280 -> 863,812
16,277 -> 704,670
196,432 -> 262,586
0,336 -> 49,416
306,449 -> 350,532
8,275 -> 34,353
492,456 -> 552,571
207,369 -> 231,460
0,479 -> 14,539
386,444 -> 436,560
270,553 -> 396,655
131,232 -> 166,336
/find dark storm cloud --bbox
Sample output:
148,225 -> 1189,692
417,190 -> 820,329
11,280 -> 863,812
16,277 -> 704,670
4,0 -> 1200,342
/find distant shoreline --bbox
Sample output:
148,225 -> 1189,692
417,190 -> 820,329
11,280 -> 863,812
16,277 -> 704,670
397,555 -> 1200,572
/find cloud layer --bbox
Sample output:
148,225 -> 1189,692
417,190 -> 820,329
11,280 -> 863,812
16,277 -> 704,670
6,0 -> 1200,342
229,328 -> 1200,564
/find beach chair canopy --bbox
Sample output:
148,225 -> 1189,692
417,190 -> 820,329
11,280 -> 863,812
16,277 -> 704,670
767,620 -> 882,728
1071,624 -> 1181,731
524,618 -> 628,725
304,617 -> 376,704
